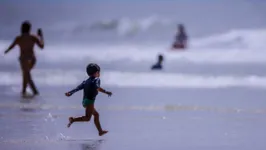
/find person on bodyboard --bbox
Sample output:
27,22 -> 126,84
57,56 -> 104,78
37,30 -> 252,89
151,54 -> 164,70
65,63 -> 112,136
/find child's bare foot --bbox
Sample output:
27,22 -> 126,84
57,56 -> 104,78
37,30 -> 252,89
99,130 -> 108,136
67,117 -> 74,128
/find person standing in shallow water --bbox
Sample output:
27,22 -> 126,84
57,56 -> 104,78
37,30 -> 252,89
172,24 -> 188,50
4,21 -> 44,96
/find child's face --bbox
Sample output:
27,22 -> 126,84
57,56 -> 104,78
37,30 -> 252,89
95,71 -> 100,77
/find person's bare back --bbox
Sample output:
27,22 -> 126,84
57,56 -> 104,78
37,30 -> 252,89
14,34 -> 43,60
4,21 -> 44,96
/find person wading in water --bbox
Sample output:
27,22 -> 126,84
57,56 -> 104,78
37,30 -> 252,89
4,21 -> 44,97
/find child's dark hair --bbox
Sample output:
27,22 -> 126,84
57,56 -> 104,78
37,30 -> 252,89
21,21 -> 31,34
86,63 -> 101,76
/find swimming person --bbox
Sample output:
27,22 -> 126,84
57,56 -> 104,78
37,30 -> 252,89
151,54 -> 164,70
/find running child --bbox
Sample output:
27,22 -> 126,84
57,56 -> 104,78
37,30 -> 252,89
65,63 -> 112,136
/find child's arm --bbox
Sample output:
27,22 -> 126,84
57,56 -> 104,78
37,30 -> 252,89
4,37 -> 18,54
97,87 -> 112,97
65,81 -> 85,97
95,78 -> 112,97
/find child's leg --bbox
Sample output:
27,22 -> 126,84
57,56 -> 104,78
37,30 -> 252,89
93,109 -> 108,136
67,104 -> 94,128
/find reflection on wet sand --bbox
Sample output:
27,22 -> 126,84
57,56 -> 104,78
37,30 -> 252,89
80,140 -> 104,150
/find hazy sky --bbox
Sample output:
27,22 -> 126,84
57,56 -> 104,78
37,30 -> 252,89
0,0 -> 265,40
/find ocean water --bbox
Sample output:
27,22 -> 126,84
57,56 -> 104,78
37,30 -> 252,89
1,1 -> 266,150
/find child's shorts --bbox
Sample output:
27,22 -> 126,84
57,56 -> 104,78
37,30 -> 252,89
82,98 -> 95,107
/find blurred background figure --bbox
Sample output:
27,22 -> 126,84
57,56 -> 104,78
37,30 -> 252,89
4,21 -> 44,97
151,54 -> 164,70
172,24 -> 188,50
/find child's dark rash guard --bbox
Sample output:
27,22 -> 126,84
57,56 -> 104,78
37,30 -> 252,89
68,77 -> 101,100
